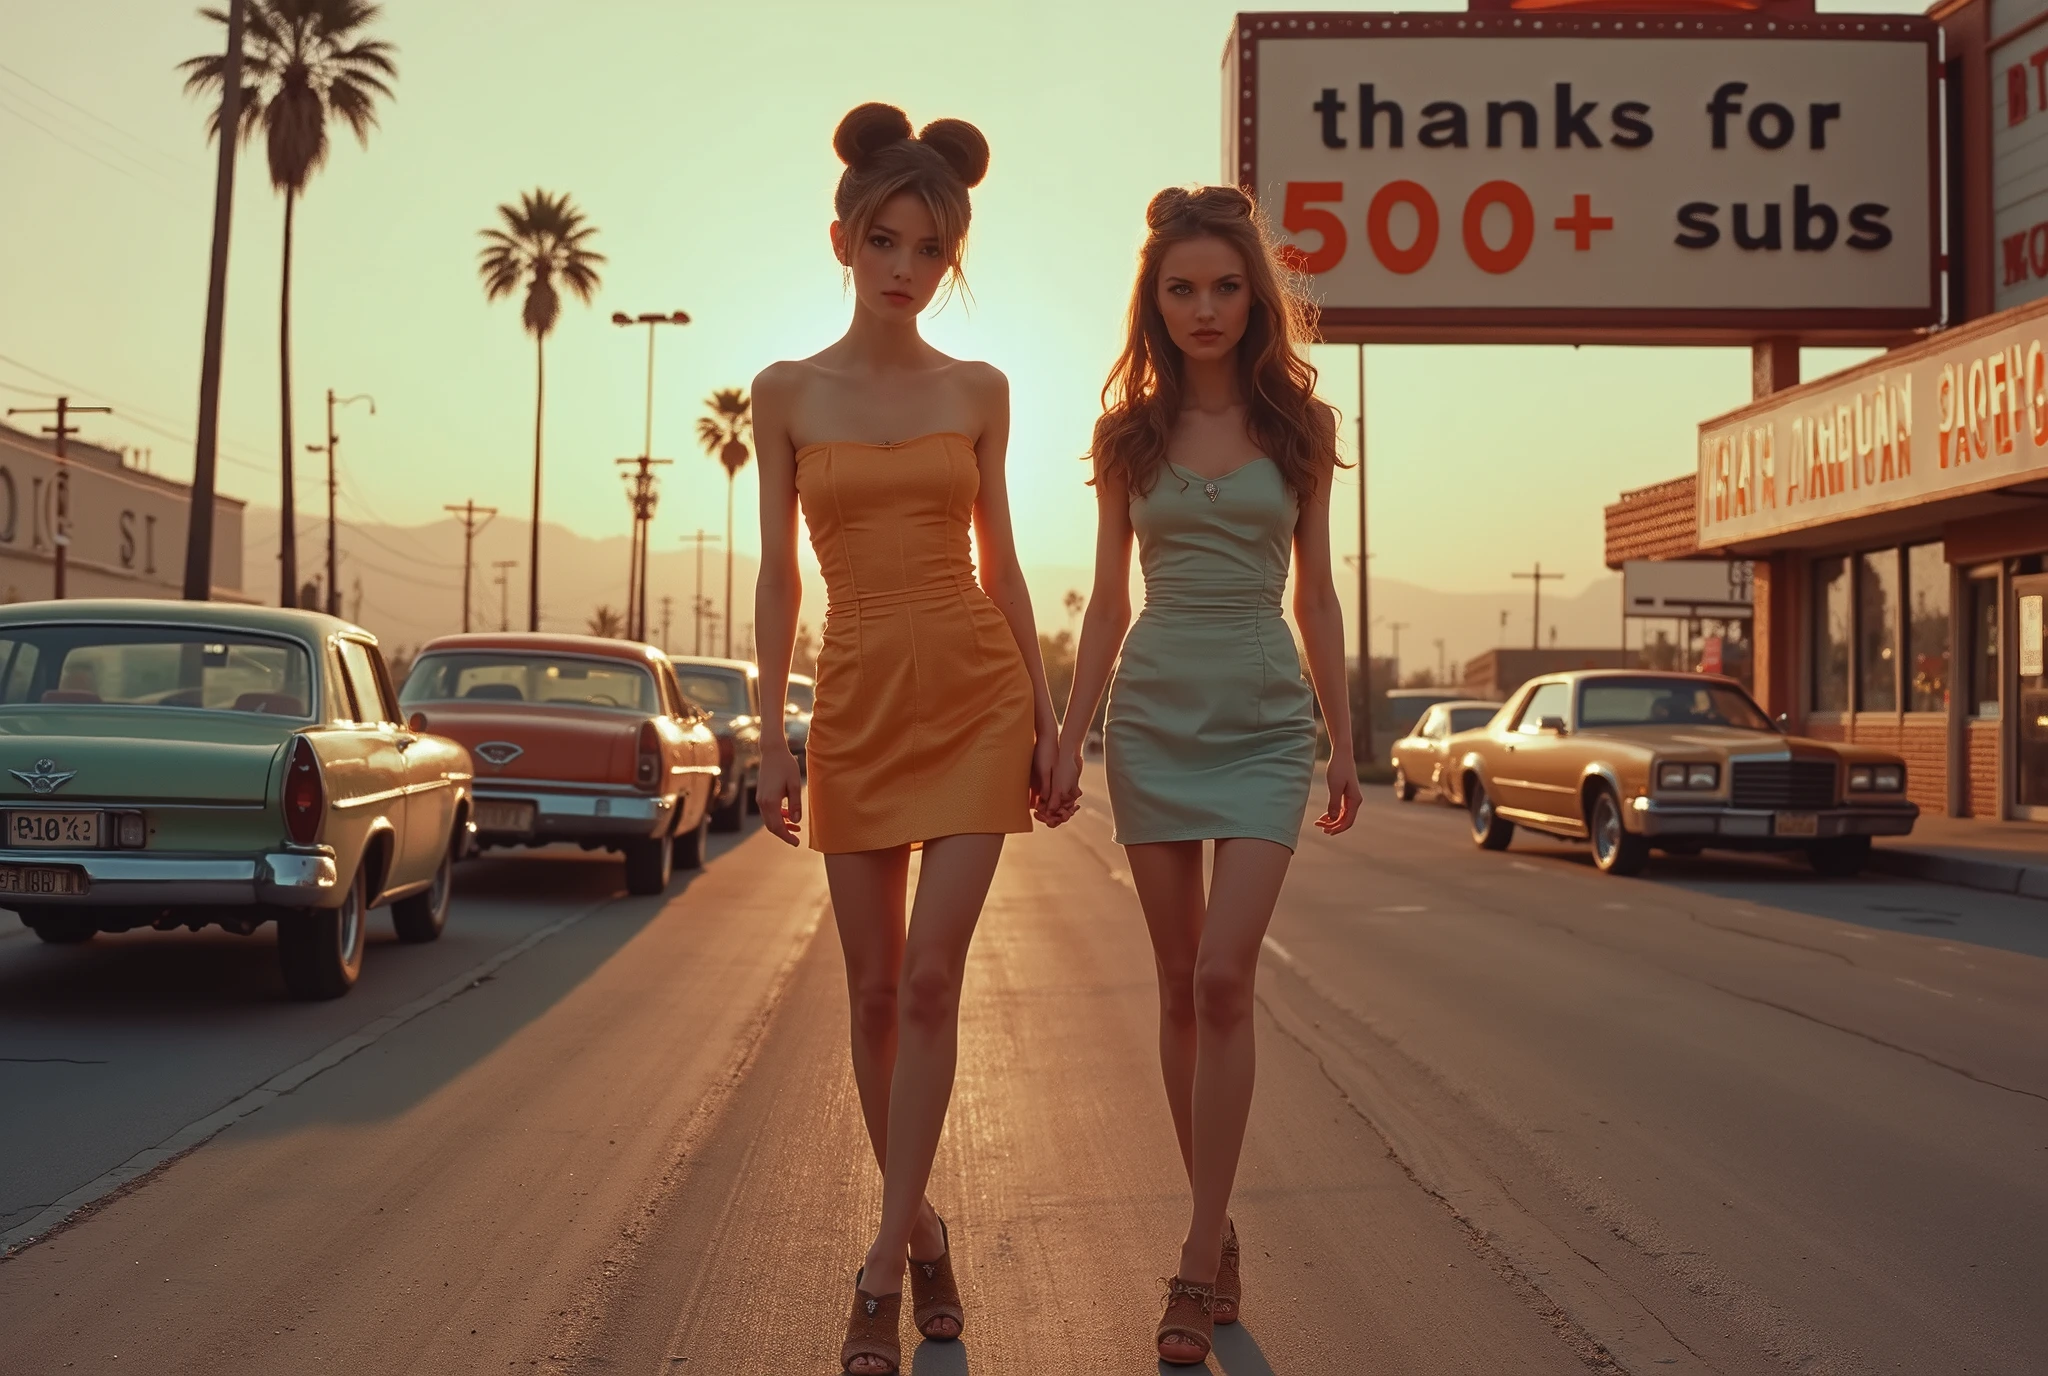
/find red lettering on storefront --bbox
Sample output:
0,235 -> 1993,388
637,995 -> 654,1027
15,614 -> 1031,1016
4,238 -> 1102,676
1463,180 -> 1535,274
1367,181 -> 1439,275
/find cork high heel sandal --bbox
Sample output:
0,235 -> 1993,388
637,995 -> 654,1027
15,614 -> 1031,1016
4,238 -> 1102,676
1214,1219 -> 1242,1325
1156,1276 -> 1216,1366
841,1267 -> 902,1375
909,1216 -> 965,1341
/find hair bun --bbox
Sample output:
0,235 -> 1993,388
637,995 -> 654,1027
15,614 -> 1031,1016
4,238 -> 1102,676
917,118 -> 989,189
1145,186 -> 1195,228
834,103 -> 914,168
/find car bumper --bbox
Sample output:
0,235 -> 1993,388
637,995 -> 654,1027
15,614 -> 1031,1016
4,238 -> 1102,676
472,784 -> 675,843
1629,797 -> 1918,840
1,846 -> 341,907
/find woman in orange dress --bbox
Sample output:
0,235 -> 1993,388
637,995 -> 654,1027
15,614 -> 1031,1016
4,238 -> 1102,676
752,104 -> 1060,1375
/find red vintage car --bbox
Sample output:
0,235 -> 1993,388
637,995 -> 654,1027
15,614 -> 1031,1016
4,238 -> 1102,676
398,634 -> 720,894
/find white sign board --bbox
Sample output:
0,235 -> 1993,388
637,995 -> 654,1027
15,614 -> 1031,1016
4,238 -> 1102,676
1226,12 -> 1939,342
2023,593 -> 2045,677
1623,559 -> 1754,617
1989,0 -> 2048,311
1697,294 -> 2048,547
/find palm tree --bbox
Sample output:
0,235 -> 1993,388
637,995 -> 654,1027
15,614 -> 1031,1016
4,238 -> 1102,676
586,605 -> 625,639
478,189 -> 604,632
477,188 -> 602,630
695,389 -> 752,658
182,0 -> 396,608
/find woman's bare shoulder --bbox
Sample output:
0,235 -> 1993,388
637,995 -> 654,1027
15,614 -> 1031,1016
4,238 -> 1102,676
752,357 -> 826,406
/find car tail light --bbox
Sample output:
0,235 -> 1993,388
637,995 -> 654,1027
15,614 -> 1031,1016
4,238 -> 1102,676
283,736 -> 324,844
636,720 -> 661,791
115,812 -> 147,849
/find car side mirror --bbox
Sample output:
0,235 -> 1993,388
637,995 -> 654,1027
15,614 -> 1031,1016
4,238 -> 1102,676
407,711 -> 429,733
1538,715 -> 1568,734
1775,712 -> 1790,732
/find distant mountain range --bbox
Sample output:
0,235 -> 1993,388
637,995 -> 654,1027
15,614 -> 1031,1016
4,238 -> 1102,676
242,509 -> 1629,676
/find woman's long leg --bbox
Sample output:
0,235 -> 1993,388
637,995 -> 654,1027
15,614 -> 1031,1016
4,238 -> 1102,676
824,847 -> 912,1174
1125,839 -> 1208,1181
860,832 -> 1006,1293
1181,835 -> 1293,1283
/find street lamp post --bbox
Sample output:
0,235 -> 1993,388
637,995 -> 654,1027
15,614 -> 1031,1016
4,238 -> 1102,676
611,310 -> 689,642
307,390 -> 373,615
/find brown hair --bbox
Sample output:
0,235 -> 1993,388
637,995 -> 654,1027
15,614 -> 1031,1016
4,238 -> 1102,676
1090,185 -> 1334,504
832,103 -> 988,294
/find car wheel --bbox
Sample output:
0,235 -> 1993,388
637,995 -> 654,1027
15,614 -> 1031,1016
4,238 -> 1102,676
390,836 -> 453,944
672,800 -> 711,871
1806,835 -> 1871,878
23,910 -> 96,944
1393,766 -> 1416,803
710,784 -> 743,833
745,768 -> 761,815
624,833 -> 675,895
278,865 -> 366,1001
1588,786 -> 1649,877
1468,778 -> 1515,851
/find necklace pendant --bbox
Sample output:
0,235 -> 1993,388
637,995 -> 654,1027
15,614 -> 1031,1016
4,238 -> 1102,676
1204,481 -> 1219,503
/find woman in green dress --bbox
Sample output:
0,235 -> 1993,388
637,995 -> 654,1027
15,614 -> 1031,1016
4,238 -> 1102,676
1046,185 -> 1362,1365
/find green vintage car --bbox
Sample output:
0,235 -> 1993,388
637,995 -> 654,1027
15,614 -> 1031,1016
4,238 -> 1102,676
0,601 -> 474,999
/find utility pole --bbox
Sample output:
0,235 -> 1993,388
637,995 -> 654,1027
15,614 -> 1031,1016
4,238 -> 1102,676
1384,619 -> 1409,683
6,396 -> 111,599
1434,637 -> 1446,685
307,390 -> 372,615
1512,563 -> 1565,651
1353,345 -> 1371,768
616,454 -> 671,642
185,0 -> 244,603
659,595 -> 673,653
444,500 -> 499,632
680,528 -> 719,654
492,559 -> 518,631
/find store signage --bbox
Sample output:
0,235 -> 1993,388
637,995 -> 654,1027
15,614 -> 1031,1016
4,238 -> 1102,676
1991,0 -> 2048,311
1696,296 -> 2048,546
1227,11 -> 1939,342
1622,559 -> 1753,618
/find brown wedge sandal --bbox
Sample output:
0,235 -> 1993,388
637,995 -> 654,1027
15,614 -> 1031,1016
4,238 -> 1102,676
1214,1219 -> 1242,1325
1156,1275 -> 1216,1366
841,1267 -> 902,1375
909,1216 -> 965,1341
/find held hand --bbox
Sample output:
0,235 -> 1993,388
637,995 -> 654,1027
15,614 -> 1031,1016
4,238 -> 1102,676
1315,755 -> 1363,837
757,748 -> 804,847
1028,730 -> 1066,826
1040,749 -> 1084,827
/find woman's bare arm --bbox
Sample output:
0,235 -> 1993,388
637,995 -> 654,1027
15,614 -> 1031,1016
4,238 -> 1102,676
751,361 -> 806,845
1055,461 -> 1135,762
1292,407 -> 1361,834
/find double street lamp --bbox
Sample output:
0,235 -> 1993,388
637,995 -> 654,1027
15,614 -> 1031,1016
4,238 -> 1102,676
306,390 -> 373,616
612,310 -> 689,643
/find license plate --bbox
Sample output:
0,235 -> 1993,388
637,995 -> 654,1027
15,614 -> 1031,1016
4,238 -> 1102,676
0,864 -> 88,896
476,801 -> 535,833
1775,812 -> 1819,838
10,810 -> 101,848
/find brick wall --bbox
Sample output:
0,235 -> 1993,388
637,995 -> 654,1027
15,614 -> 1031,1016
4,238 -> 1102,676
1967,718 -> 2001,818
1845,714 -> 1949,811
1805,716 -> 1847,743
1604,475 -> 1699,568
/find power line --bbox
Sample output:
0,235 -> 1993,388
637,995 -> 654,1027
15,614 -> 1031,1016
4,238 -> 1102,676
0,89 -> 187,196
0,61 -> 197,169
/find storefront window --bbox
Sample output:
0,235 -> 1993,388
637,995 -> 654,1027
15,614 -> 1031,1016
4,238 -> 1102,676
1858,551 -> 1899,712
1906,543 -> 1949,712
1970,575 -> 2001,719
1811,556 -> 1850,712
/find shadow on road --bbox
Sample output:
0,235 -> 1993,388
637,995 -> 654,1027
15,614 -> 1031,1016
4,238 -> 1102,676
910,1337 -> 971,1373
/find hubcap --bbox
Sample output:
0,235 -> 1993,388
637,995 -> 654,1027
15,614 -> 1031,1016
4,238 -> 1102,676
338,887 -> 362,964
1594,798 -> 1619,864
1473,789 -> 1492,833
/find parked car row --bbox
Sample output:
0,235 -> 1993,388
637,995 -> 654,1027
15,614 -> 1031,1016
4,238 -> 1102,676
1,599 -> 817,1002
1390,670 -> 1919,878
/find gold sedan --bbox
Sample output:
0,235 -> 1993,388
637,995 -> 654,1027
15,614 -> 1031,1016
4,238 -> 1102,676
1443,671 -> 1917,877
1390,699 -> 1503,802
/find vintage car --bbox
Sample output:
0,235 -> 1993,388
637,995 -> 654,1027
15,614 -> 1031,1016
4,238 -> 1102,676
785,671 -> 815,774
667,656 -> 763,832
1391,699 -> 1503,802
1444,670 -> 1918,877
0,600 -> 474,1000
398,634 -> 720,895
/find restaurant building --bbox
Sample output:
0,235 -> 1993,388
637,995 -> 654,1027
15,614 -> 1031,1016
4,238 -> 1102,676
0,422 -> 245,604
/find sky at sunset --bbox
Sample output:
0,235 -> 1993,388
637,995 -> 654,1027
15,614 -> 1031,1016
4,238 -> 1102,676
1,0 -> 1923,628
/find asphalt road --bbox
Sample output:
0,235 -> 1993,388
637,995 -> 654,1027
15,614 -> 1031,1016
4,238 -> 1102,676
1,781 -> 2043,1375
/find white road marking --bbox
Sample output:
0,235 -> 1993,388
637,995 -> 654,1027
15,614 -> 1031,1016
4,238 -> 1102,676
1376,905 -> 1429,913
1601,902 -> 1630,911
1894,977 -> 1955,999
1261,936 -> 1298,970
1510,861 -> 1542,873
1835,930 -> 1877,941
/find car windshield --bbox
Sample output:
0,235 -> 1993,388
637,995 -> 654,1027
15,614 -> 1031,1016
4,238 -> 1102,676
400,652 -> 657,712
0,624 -> 312,717
1578,679 -> 1772,730
1447,706 -> 1498,733
674,667 -> 749,713
786,681 -> 814,712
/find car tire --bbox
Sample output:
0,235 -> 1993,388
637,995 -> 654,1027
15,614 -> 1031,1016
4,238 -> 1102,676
710,785 -> 744,834
1468,778 -> 1515,851
745,769 -> 761,815
1393,766 -> 1416,802
278,865 -> 366,1001
1588,786 -> 1650,877
672,800 -> 711,871
24,910 -> 96,944
1806,835 -> 1871,878
390,837 -> 453,944
624,834 -> 674,895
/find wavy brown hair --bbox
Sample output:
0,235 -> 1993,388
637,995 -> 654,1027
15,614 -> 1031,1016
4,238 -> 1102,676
1090,185 -> 1334,504
832,102 -> 989,298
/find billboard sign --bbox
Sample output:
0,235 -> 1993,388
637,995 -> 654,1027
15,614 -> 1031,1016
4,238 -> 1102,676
1990,0 -> 2048,311
1226,12 -> 1940,343
1696,294 -> 2048,548
1623,559 -> 1754,618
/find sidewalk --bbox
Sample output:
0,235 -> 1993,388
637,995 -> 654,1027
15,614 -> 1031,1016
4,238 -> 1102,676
1871,813 -> 2048,902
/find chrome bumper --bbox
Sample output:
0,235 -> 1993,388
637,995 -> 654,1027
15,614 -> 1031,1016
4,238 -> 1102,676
1630,797 -> 1918,839
3,846 -> 341,907
472,784 -> 675,842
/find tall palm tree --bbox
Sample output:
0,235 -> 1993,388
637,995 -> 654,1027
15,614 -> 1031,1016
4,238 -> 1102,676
478,189 -> 604,631
695,389 -> 752,658
182,0 -> 396,608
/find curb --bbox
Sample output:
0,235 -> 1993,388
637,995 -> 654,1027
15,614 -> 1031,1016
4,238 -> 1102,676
1867,846 -> 2048,902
